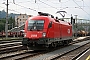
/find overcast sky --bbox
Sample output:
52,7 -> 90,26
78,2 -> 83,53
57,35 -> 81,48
0,0 -> 90,20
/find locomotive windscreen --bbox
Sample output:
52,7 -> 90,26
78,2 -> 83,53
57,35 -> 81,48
28,20 -> 44,31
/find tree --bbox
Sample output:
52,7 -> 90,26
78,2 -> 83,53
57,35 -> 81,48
0,23 -> 5,32
0,17 -> 15,32
77,26 -> 85,31
8,17 -> 15,30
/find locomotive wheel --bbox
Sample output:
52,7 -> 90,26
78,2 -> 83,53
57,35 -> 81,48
22,45 -> 28,50
66,41 -> 69,45
50,42 -> 57,47
63,40 -> 69,46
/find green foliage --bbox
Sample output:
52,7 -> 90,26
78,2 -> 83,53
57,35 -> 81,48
8,17 -> 15,30
77,26 -> 85,31
0,23 -> 5,32
0,17 -> 15,32
0,18 -> 5,32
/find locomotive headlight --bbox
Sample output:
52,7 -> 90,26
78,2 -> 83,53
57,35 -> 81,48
42,32 -> 46,37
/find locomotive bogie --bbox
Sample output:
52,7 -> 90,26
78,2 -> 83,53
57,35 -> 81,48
22,37 -> 72,50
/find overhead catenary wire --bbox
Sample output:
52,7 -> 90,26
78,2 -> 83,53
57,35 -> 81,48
73,0 -> 90,16
81,0 -> 90,11
59,0 -> 70,3
12,0 -> 67,18
0,6 -> 21,14
38,0 -> 59,10
13,0 -> 37,12
38,0 -> 69,17
13,4 -> 37,12
1,0 -> 90,20
12,0 -> 69,20
13,0 -> 35,4
37,0 -> 87,18
38,0 -> 90,18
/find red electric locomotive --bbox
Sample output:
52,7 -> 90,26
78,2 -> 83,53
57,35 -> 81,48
22,12 -> 73,50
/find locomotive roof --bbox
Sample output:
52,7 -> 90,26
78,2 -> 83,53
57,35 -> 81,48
28,15 -> 54,21
27,15 -> 71,26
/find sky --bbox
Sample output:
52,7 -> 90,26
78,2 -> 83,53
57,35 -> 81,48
0,0 -> 90,20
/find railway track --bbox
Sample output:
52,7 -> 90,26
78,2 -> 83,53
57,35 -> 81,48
47,41 -> 90,60
23,40 -> 90,60
0,39 -> 23,54
0,39 -> 22,44
0,37 -> 90,60
25,38 -> 90,60
0,39 -> 45,60
0,42 -> 21,48
0,50 -> 44,60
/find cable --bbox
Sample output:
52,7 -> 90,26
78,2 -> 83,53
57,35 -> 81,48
73,0 -> 90,16
38,0 -> 59,10
8,9 -> 21,13
14,4 -> 37,12
12,0 -> 67,18
82,0 -> 90,11
12,0 -> 37,12
2,0 -> 89,20
11,0 -> 73,17
0,6 -> 4,8
15,4 -> 37,12
0,6 -> 21,13
59,0 -> 70,3
13,0 -> 35,4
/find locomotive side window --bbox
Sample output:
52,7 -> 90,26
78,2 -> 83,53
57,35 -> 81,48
48,22 -> 52,28
28,20 -> 44,31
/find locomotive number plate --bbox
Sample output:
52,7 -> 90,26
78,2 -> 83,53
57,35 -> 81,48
31,34 -> 37,37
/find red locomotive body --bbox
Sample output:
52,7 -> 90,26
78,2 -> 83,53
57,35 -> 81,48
22,12 -> 72,50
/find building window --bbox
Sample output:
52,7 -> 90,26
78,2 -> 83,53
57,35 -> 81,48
20,19 -> 21,21
23,16 -> 24,18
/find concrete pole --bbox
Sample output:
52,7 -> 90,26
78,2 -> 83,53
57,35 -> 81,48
59,0 -> 61,2
75,15 -> 78,37
5,0 -> 8,39
71,14 -> 74,39
12,23 -> 13,29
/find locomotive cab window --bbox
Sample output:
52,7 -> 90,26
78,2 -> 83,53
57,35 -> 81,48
28,20 -> 44,31
48,22 -> 52,28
